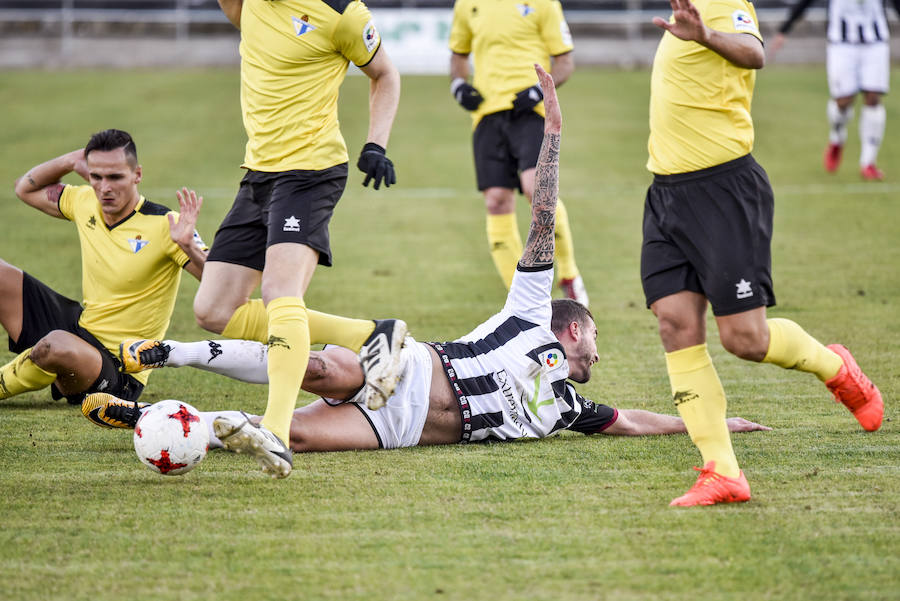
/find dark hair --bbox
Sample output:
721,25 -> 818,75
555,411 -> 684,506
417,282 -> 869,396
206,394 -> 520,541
84,129 -> 138,166
550,299 -> 594,336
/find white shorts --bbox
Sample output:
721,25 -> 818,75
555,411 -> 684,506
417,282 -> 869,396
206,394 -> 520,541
344,340 -> 433,449
827,42 -> 890,98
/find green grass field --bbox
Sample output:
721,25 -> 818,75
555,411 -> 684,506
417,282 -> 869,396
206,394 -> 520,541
0,66 -> 897,601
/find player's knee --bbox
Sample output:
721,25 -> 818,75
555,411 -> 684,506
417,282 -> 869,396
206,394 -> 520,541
193,297 -> 227,334
30,331 -> 72,369
719,327 -> 768,362
656,312 -> 702,348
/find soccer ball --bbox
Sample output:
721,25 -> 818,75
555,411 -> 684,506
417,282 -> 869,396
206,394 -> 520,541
133,399 -> 209,476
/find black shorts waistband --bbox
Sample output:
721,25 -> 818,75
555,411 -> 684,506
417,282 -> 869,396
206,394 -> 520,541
427,342 -> 472,443
652,154 -> 756,185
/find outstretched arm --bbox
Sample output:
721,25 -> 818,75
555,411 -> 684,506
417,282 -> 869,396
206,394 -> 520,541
603,409 -> 771,435
520,64 -> 561,269
653,0 -> 764,69
13,148 -> 88,219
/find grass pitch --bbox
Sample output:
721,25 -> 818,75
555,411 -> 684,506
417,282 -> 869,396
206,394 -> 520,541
0,66 -> 898,601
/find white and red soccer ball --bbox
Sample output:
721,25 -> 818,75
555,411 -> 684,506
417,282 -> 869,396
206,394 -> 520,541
133,399 -> 209,476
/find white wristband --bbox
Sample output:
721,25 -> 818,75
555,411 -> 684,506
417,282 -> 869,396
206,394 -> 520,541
450,77 -> 466,96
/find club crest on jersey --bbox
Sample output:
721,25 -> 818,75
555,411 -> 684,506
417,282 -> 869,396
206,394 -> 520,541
292,15 -> 315,36
517,3 -> 534,17
731,10 -> 757,32
540,350 -> 561,370
128,235 -> 149,253
362,20 -> 379,52
283,215 -> 301,232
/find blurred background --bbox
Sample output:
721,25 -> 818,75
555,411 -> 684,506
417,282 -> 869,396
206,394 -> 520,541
3,0 -> 897,70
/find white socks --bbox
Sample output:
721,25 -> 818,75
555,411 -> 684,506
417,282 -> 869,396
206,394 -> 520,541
827,99 -> 852,145
859,104 -> 886,167
164,339 -> 269,384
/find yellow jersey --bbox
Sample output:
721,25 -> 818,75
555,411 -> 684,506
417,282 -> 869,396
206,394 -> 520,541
647,0 -> 763,174
449,0 -> 573,127
239,0 -> 382,172
59,185 -> 200,384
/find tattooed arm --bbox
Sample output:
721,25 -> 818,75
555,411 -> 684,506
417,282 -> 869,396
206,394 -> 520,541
520,64 -> 561,269
13,149 -> 88,219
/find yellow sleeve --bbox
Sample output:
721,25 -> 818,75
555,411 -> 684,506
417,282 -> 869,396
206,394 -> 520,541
540,0 -> 574,56
707,0 -> 763,42
58,184 -> 80,221
335,1 -> 381,67
448,0 -> 472,54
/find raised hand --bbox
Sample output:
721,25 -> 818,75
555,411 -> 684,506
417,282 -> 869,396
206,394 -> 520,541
535,64 -> 560,134
652,0 -> 710,44
168,187 -> 203,247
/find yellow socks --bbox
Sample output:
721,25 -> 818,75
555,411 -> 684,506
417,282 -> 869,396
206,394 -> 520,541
554,198 -> 580,281
666,344 -> 740,479
307,310 -> 374,351
222,299 -> 268,343
487,212 -> 523,289
763,318 -> 843,381
221,299 -> 375,352
261,297 -> 309,444
0,349 -> 56,399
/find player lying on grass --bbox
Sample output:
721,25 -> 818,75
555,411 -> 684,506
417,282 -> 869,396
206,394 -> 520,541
84,65 -> 770,452
1,129 -> 207,407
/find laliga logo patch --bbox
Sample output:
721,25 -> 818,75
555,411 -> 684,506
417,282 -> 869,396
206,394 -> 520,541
362,20 -> 379,53
128,235 -> 149,253
542,350 -> 560,369
731,10 -> 757,32
517,3 -> 534,17
292,15 -> 315,36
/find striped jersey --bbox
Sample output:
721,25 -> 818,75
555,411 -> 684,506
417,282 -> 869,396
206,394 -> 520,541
779,0 -> 899,44
431,264 -> 617,442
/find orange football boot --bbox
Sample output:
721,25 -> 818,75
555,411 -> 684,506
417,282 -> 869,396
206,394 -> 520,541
669,461 -> 751,507
825,344 -> 883,431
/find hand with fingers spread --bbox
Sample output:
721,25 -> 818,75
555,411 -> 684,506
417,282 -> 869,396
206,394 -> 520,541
168,187 -> 203,247
652,0 -> 710,45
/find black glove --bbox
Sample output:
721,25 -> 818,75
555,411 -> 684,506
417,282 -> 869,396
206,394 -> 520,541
450,78 -> 484,111
512,84 -> 544,115
357,142 -> 396,190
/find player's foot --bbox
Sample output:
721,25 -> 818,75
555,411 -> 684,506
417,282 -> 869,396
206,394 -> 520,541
81,392 -> 149,429
823,143 -> 843,173
213,413 -> 293,479
559,275 -> 589,308
825,344 -> 883,432
359,319 -> 408,410
119,339 -> 170,373
669,461 -> 751,507
860,164 -> 884,181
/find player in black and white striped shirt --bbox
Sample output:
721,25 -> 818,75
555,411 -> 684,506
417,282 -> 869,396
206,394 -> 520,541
772,0 -> 900,179
85,65 -> 769,450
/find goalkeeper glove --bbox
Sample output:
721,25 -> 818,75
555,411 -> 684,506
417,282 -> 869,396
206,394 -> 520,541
450,78 -> 484,111
512,84 -> 544,115
357,143 -> 396,190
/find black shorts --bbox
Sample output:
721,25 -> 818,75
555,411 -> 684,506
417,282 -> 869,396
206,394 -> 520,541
640,154 -> 776,316
472,110 -> 545,191
207,165 -> 348,270
12,273 -> 143,404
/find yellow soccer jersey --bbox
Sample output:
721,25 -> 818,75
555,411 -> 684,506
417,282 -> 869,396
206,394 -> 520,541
59,185 -> 199,384
240,0 -> 382,172
647,0 -> 763,175
449,0 -> 573,126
